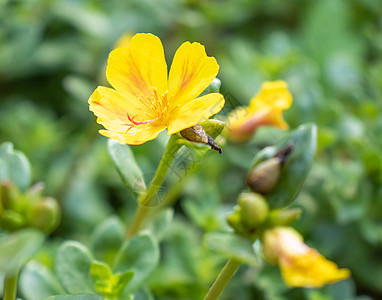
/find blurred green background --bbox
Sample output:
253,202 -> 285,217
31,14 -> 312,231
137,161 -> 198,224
1,0 -> 382,299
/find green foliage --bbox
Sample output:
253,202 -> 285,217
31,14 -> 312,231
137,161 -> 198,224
0,229 -> 44,275
204,232 -> 258,265
0,142 -> 31,191
113,234 -> 160,294
108,139 -> 146,196
2,0 -> 382,299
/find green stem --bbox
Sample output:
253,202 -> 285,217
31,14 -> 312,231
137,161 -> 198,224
203,259 -> 241,300
127,135 -> 182,237
3,273 -> 19,300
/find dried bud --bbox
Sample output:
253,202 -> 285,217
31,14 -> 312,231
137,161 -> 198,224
238,192 -> 269,228
246,157 -> 282,194
180,124 -> 222,154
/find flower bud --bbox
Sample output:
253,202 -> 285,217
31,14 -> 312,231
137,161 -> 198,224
226,210 -> 245,233
28,197 -> 61,233
246,157 -> 282,194
0,210 -> 25,231
238,192 -> 269,228
0,181 -> 20,210
199,119 -> 225,139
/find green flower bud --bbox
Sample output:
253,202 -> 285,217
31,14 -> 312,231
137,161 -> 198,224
238,192 -> 269,228
199,119 -> 225,139
0,210 -> 26,231
246,157 -> 282,194
226,210 -> 245,233
28,197 -> 61,233
0,181 -> 20,210
269,208 -> 302,226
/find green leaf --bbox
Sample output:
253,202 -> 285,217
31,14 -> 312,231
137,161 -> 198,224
90,261 -> 112,281
0,142 -> 31,191
146,208 -> 174,241
90,216 -> 125,265
90,261 -> 134,298
20,261 -> 65,300
55,241 -> 94,294
0,229 -> 44,275
107,139 -> 146,195
200,77 -> 221,96
250,123 -> 317,208
114,233 -> 159,293
204,232 -> 258,265
45,295 -> 102,300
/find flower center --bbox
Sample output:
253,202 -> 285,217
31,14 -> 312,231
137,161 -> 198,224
124,88 -> 173,132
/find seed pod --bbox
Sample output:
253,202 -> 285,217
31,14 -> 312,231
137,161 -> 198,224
246,157 -> 282,194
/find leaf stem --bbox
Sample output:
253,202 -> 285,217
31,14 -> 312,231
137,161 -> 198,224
3,272 -> 19,300
203,259 -> 241,300
127,135 -> 182,237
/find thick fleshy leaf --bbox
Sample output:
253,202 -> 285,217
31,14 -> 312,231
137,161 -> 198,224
113,233 -> 159,293
55,241 -> 94,294
204,232 -> 258,265
108,139 -> 146,195
199,77 -> 222,97
146,208 -> 174,242
0,229 -> 44,275
20,261 -> 65,300
90,216 -> 125,265
106,33 -> 168,100
0,142 -> 31,191
45,295 -> 102,300
250,123 -> 317,208
167,93 -> 225,134
168,41 -> 219,107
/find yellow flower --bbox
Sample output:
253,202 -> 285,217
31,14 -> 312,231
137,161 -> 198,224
227,80 -> 292,143
262,227 -> 351,288
89,33 -> 225,145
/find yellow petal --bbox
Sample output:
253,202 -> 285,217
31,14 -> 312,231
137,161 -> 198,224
168,41 -> 219,109
89,86 -> 152,128
249,80 -> 292,112
99,121 -> 166,145
280,249 -> 351,288
167,93 -> 225,134
106,33 -> 168,100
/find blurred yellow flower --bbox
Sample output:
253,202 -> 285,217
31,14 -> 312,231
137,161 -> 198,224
227,80 -> 292,143
114,33 -> 132,49
89,33 -> 225,145
262,227 -> 351,288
